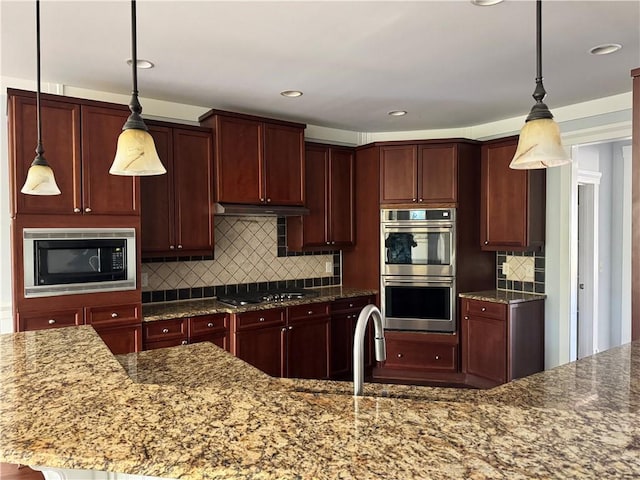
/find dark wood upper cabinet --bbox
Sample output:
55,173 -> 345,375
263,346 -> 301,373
380,143 -> 459,205
8,91 -> 138,216
480,137 -> 546,251
380,145 -> 418,204
287,143 -> 354,250
199,110 -> 305,206
142,123 -> 213,257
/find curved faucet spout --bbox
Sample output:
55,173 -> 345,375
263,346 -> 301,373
353,304 -> 386,396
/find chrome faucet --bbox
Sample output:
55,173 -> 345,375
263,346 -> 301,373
353,304 -> 386,396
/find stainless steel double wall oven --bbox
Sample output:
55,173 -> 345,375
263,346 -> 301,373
381,208 -> 456,332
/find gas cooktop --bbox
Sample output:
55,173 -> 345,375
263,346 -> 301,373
217,288 -> 319,307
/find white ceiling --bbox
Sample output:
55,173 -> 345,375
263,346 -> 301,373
2,1 -> 639,132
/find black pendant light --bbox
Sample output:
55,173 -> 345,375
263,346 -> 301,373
21,0 -> 61,196
110,0 -> 166,176
510,0 -> 571,169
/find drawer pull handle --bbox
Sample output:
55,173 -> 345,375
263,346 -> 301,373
397,353 -> 403,358
84,207 -> 92,213
169,245 -> 175,250
464,316 -> 469,320
259,317 -> 265,322
435,355 -> 440,360
307,310 -> 313,315
177,244 -> 183,249
111,312 -> 118,318
288,326 -> 293,330
207,322 -> 214,328
162,328 -> 169,334
481,307 -> 486,312
484,241 -> 489,245
48,319 -> 56,325
73,207 -> 81,213
181,340 -> 188,345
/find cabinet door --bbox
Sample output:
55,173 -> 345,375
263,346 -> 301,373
301,144 -> 329,247
263,123 -> 304,205
418,145 -> 457,203
480,141 -> 528,249
95,324 -> 142,355
330,312 -> 354,378
287,317 -> 330,379
173,128 -> 214,253
329,148 -> 355,246
215,116 -> 262,204
380,145 -> 418,204
462,314 -> 507,384
141,126 -> 175,255
81,105 -> 139,215
235,325 -> 285,377
8,95 -> 81,215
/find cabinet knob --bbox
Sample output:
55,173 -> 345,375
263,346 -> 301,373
331,241 -> 335,245
484,241 -> 489,245
418,198 -> 423,202
307,310 -> 313,315
259,317 -> 265,322
181,340 -> 188,345
177,245 -> 183,249
435,355 -> 440,360
48,319 -> 56,325
266,198 -> 271,203
412,198 -> 417,202
397,353 -> 403,358
349,303 -> 353,308
111,312 -> 118,318
207,322 -> 214,328
162,328 -> 169,334
281,327 -> 287,332
260,197 -> 265,202
84,207 -> 92,213
326,241 -> 331,245
73,208 -> 81,213
481,307 -> 486,312
288,326 -> 293,330
464,316 -> 469,320
169,245 -> 175,250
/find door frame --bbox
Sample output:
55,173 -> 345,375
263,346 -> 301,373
576,172 -> 601,358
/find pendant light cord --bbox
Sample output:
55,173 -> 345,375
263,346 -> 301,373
35,0 -> 44,158
535,0 -> 542,84
131,0 -> 138,101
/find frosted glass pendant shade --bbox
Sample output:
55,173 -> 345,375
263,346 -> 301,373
509,117 -> 571,169
110,128 -> 166,176
21,163 -> 61,195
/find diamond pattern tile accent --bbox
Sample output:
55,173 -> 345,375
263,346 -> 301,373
143,216 -> 336,292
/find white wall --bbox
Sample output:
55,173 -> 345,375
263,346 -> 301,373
0,76 -> 634,368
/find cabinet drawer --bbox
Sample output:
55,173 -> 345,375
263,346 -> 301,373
18,309 -> 83,331
332,296 -> 373,313
288,302 -> 330,322
384,337 -> 457,372
143,318 -> 187,342
86,303 -> 140,326
144,338 -> 188,350
464,299 -> 506,321
235,308 -> 285,331
189,314 -> 228,336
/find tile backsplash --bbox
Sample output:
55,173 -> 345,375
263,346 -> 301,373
142,216 -> 340,303
496,251 -> 545,294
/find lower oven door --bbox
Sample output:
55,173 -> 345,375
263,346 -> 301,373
381,276 -> 455,333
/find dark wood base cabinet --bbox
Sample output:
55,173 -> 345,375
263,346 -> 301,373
143,314 -> 230,351
461,298 -> 544,387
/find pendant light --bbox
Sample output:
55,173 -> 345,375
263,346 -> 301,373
110,0 -> 166,176
21,0 -> 61,196
510,0 -> 570,170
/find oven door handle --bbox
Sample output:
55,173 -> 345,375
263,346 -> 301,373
384,279 -> 454,286
383,224 -> 454,230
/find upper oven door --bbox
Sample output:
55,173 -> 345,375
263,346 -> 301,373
381,224 -> 455,276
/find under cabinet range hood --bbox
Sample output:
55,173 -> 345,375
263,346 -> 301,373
213,202 -> 310,217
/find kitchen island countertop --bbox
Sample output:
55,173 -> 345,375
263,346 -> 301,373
1,326 -> 639,479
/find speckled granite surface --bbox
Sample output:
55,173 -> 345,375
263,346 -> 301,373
459,289 -> 546,304
142,286 -> 377,322
2,326 -> 640,479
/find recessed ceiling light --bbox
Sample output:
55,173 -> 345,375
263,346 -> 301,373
589,43 -> 622,56
471,0 -> 504,6
280,90 -> 303,98
388,110 -> 407,117
126,58 -> 154,69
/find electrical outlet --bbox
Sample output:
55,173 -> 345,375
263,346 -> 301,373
141,272 -> 149,288
502,262 -> 509,276
325,261 -> 333,274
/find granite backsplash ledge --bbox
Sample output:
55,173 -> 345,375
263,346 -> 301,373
141,216 -> 341,303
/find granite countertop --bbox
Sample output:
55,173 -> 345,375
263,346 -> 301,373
459,289 -> 546,304
142,286 -> 377,321
2,326 -> 639,479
